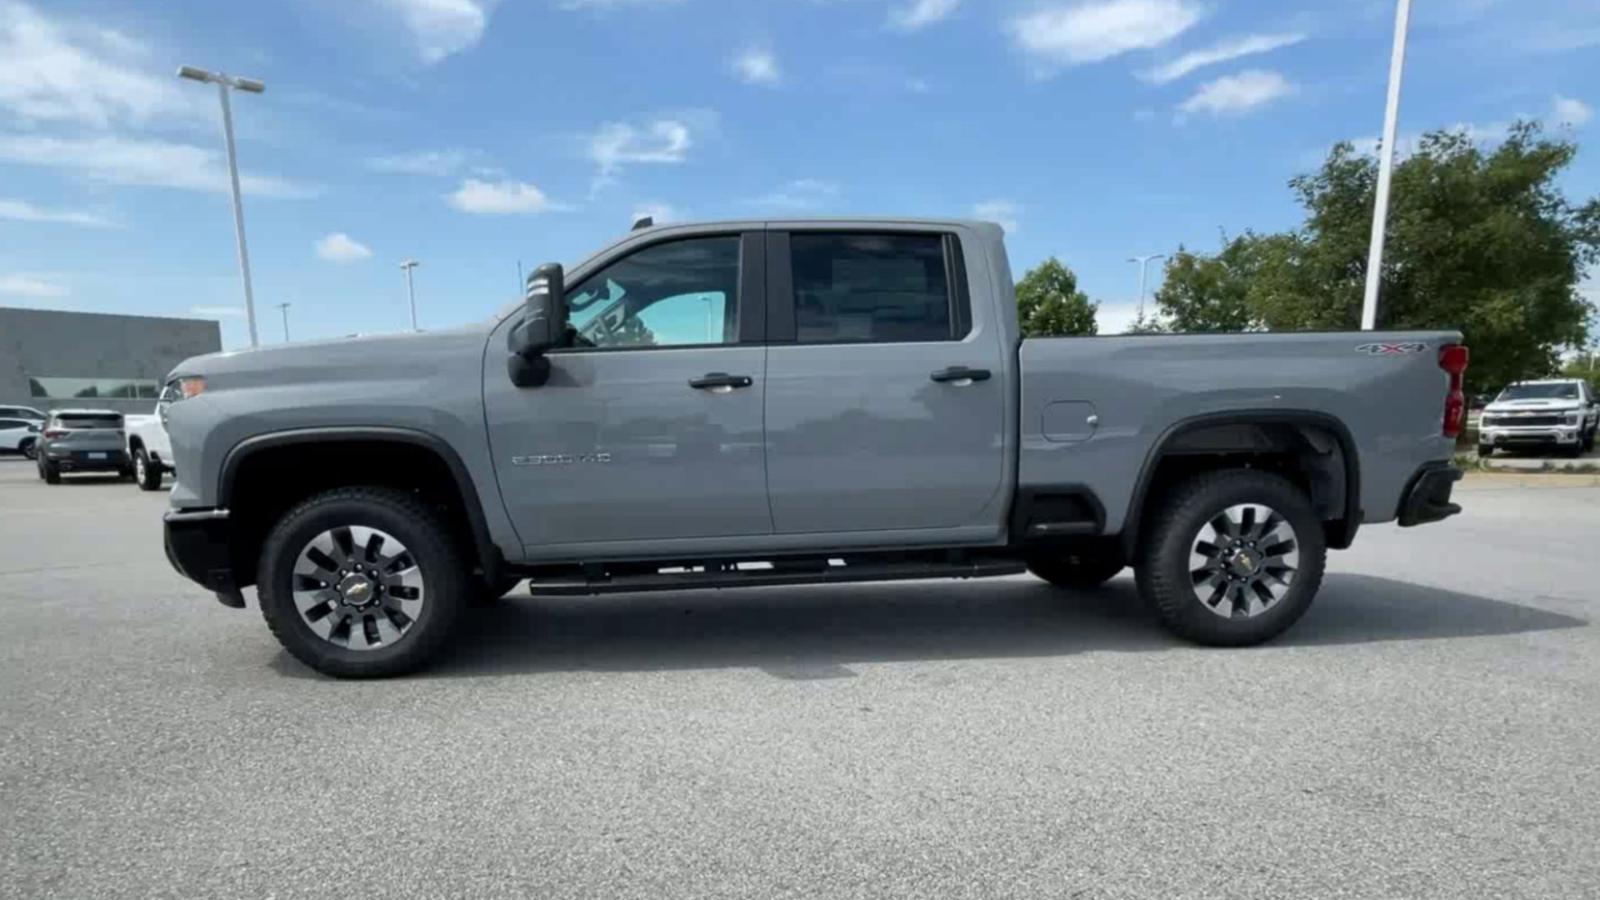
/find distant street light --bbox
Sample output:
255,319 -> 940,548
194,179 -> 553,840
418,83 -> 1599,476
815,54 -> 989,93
178,65 -> 266,348
400,260 -> 420,331
276,302 -> 291,342
1128,254 -> 1167,321
1361,0 -> 1413,331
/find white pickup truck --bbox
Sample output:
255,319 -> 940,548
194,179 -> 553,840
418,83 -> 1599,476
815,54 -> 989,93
124,399 -> 174,490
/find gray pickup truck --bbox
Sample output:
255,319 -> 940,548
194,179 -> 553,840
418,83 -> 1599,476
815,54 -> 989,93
162,219 -> 1467,677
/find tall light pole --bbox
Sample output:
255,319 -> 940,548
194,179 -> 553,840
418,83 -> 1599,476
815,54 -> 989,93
400,260 -> 420,331
177,65 -> 265,348
276,302 -> 291,342
1129,253 -> 1166,320
1360,0 -> 1413,331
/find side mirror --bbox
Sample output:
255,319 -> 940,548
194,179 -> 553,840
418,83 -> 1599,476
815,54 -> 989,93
507,262 -> 566,387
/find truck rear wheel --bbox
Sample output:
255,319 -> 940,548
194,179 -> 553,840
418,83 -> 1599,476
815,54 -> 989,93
1027,549 -> 1124,588
257,486 -> 470,678
1136,470 -> 1325,647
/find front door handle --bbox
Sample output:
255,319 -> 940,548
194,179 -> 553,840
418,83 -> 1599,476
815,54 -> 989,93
930,366 -> 992,384
688,372 -> 754,391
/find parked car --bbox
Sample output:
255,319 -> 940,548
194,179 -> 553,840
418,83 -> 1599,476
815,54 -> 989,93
125,395 -> 176,490
36,409 -> 132,483
1478,378 -> 1598,457
161,218 -> 1467,678
0,405 -> 46,423
0,417 -> 41,459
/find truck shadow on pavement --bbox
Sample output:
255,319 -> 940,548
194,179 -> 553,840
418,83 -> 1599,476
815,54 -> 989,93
387,573 -> 1586,680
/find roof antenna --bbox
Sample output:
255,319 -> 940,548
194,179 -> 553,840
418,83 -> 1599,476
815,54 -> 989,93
631,216 -> 653,231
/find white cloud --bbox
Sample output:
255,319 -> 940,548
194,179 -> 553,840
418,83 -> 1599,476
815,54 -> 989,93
1008,0 -> 1203,69
0,0 -> 196,128
0,133 -> 311,197
1177,70 -> 1295,118
1140,32 -> 1306,84
971,199 -> 1021,234
190,305 -> 245,318
732,46 -> 781,85
590,119 -> 694,174
1553,94 -> 1592,127
367,149 -> 469,176
315,232 -> 373,262
631,202 -> 676,224
374,0 -> 491,64
753,179 -> 840,210
0,273 -> 67,298
887,0 -> 960,32
448,178 -> 554,214
0,198 -> 113,227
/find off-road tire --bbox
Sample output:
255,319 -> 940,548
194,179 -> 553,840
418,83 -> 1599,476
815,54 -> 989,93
258,486 -> 471,678
1027,550 -> 1124,588
1136,469 -> 1326,647
134,448 -> 163,491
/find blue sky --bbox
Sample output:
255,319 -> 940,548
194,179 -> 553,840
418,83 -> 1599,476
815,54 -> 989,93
1,0 -> 1596,346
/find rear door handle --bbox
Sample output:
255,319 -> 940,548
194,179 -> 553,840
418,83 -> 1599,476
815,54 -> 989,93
688,372 -> 754,391
930,366 -> 991,384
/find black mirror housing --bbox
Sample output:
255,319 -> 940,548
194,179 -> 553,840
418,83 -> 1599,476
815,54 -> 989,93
508,262 -> 566,387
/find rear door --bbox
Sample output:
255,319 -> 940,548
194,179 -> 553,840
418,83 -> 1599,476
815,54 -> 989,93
762,228 -> 1008,537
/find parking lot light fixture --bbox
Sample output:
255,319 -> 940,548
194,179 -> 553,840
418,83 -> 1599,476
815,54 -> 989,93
400,260 -> 421,332
177,64 -> 266,348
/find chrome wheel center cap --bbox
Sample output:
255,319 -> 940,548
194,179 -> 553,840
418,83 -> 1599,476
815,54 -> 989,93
338,574 -> 376,606
1229,549 -> 1261,576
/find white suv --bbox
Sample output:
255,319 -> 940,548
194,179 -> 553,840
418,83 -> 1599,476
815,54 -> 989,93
1479,379 -> 1598,457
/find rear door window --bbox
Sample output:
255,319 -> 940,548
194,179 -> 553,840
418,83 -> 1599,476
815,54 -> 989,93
788,233 -> 963,343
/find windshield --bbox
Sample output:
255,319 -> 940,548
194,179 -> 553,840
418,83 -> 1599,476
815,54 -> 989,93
1496,383 -> 1580,401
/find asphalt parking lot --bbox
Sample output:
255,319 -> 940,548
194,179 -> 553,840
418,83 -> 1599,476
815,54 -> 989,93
2,460 -> 1598,899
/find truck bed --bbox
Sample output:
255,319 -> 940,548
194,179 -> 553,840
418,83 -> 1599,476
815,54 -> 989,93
1018,330 -> 1461,532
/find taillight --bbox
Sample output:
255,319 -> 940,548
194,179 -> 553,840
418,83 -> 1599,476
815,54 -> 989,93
1439,344 -> 1469,438
44,428 -> 67,439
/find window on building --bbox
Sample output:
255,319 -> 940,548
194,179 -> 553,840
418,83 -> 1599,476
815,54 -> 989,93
28,377 -> 161,400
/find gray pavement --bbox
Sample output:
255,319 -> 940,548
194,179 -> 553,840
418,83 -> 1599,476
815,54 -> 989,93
2,459 -> 1598,899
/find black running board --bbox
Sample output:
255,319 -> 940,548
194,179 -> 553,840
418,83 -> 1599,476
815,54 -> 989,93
526,556 -> 1025,596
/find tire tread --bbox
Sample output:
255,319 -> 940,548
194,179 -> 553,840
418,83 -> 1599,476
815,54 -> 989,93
258,485 -> 470,678
1136,469 -> 1326,646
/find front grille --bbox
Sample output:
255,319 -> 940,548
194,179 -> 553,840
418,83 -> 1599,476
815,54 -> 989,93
1483,414 -> 1564,427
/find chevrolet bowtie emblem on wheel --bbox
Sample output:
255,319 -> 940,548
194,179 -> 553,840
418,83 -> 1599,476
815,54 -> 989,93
511,452 -> 613,466
1355,341 -> 1427,355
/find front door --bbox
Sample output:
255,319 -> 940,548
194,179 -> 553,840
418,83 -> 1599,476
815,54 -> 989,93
484,232 -> 772,554
763,229 -> 1008,536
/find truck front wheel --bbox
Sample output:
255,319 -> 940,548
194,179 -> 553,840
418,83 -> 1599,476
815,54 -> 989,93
257,486 -> 470,678
1136,470 -> 1326,647
133,448 -> 163,491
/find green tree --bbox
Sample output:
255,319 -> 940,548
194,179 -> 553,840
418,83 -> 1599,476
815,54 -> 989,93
1559,355 -> 1600,397
1151,122 -> 1599,393
1016,257 -> 1098,337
